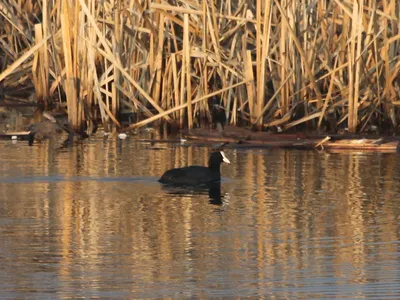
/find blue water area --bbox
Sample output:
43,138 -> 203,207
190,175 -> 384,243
0,175 -> 159,184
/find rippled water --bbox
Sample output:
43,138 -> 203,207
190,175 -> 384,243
1,134 -> 400,299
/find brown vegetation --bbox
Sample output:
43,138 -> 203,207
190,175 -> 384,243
0,0 -> 399,134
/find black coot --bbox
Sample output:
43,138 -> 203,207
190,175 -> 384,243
159,151 -> 230,186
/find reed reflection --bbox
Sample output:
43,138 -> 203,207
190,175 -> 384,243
2,139 -> 400,299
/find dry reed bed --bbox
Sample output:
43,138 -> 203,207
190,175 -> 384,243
0,0 -> 399,134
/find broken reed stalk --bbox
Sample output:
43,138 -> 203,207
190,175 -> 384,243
0,0 -> 399,134
0,38 -> 49,82
61,0 -> 79,131
184,14 -> 193,129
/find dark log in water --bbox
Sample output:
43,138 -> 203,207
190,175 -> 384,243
182,126 -> 400,152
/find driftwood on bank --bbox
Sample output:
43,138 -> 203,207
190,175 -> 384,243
182,126 -> 400,152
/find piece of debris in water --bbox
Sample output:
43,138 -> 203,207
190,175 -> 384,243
118,133 -> 128,140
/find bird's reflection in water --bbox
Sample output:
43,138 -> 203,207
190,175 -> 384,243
208,184 -> 224,205
161,183 -> 229,206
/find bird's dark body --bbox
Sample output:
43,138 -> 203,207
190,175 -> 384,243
158,151 -> 230,186
159,166 -> 221,186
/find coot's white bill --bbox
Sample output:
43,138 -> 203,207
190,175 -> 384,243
220,151 -> 230,164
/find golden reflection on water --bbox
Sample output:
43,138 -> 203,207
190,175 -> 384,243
1,137 -> 400,298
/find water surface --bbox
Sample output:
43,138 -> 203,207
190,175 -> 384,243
1,135 -> 400,299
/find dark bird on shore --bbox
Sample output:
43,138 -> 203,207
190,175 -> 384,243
158,151 -> 230,186
211,104 -> 226,134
